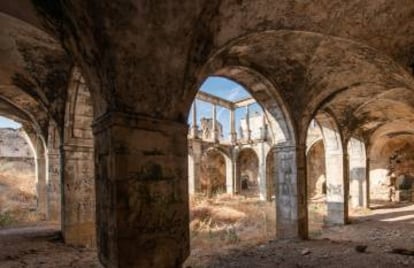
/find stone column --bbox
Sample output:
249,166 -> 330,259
325,150 -> 347,225
258,145 -> 268,201
225,155 -> 234,194
230,109 -> 237,144
212,104 -> 218,142
273,145 -> 305,239
317,114 -> 347,226
26,131 -> 48,219
233,149 -> 240,194
36,153 -> 48,219
261,114 -> 268,141
92,112 -> 189,268
245,106 -> 251,142
188,139 -> 201,194
47,151 -> 61,222
348,138 -> 368,208
190,101 -> 198,139
297,145 -> 308,238
61,144 -> 96,247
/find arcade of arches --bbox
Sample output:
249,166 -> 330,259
0,1 -> 413,267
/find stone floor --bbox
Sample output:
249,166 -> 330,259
0,203 -> 413,267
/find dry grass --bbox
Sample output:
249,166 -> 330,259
188,193 -> 276,263
0,161 -> 40,227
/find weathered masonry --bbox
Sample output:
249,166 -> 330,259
0,1 -> 413,267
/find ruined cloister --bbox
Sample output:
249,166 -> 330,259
188,88 -> 274,200
0,1 -> 413,267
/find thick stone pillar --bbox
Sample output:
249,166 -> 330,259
225,155 -> 234,194
93,112 -> 189,268
348,137 -> 368,208
297,145 -> 308,238
274,145 -> 304,239
61,144 -> 96,247
365,158 -> 370,208
188,139 -> 201,194
325,150 -> 346,225
47,151 -> 61,222
36,154 -> 48,219
258,145 -> 268,201
233,149 -> 240,194
26,131 -> 48,219
317,113 -> 347,226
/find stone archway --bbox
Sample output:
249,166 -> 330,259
369,134 -> 414,204
195,65 -> 301,239
307,140 -> 326,199
200,149 -> 227,197
237,148 -> 259,197
306,139 -> 327,234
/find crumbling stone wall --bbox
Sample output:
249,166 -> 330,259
199,118 -> 223,141
200,150 -> 226,197
370,138 -> 414,201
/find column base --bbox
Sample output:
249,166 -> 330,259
64,222 -> 96,247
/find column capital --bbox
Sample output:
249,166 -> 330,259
273,144 -> 304,152
61,144 -> 94,152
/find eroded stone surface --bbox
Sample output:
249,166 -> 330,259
0,1 -> 413,267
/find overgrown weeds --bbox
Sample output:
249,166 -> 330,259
189,193 -> 275,253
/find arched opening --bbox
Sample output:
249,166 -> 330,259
369,135 -> 414,206
186,75 -> 285,264
307,141 -> 327,200
305,112 -> 346,237
200,149 -> 227,197
0,116 -> 39,227
237,148 -> 259,197
306,138 -> 327,235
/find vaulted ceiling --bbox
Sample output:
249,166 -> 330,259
0,0 -> 413,145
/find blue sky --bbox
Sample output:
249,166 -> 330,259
189,76 -> 263,140
0,116 -> 21,129
199,76 -> 251,101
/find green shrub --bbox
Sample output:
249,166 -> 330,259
0,211 -> 14,227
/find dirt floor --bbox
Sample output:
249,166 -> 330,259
0,201 -> 413,267
0,159 -> 39,227
0,224 -> 99,268
185,200 -> 414,268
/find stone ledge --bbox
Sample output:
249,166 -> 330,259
92,111 -> 188,135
